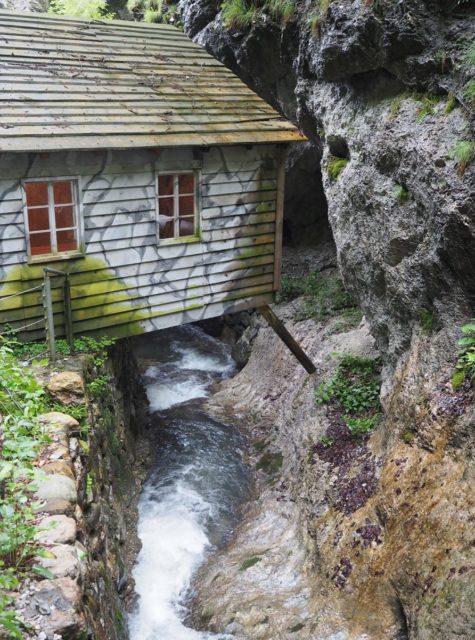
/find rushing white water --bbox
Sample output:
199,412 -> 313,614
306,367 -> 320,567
128,326 -> 249,640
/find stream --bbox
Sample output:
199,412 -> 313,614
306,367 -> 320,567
128,325 -> 250,640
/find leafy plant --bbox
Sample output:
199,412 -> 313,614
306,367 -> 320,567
319,436 -> 334,447
316,355 -> 382,437
344,415 -> 380,435
450,140 -> 475,175
327,157 -> 349,181
0,567 -> 23,639
49,0 -> 114,19
452,320 -> 475,389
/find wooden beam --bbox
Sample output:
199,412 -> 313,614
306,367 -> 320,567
259,305 -> 316,374
273,144 -> 287,291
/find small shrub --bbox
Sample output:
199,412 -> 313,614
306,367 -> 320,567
450,140 -> 475,175
402,431 -> 415,444
453,320 -> 475,388
327,157 -> 349,181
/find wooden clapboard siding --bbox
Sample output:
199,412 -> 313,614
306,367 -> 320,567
0,144 -> 283,340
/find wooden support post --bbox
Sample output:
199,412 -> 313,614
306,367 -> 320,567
63,274 -> 74,351
273,145 -> 287,292
43,272 -> 56,362
259,305 -> 316,374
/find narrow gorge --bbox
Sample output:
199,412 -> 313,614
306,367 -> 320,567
0,1 -> 473,640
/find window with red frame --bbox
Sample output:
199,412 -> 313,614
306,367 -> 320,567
24,179 -> 79,258
157,173 -> 197,241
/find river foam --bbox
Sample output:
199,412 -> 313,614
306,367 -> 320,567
128,325 -> 247,640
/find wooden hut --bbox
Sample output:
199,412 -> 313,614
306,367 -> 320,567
0,9 -> 305,341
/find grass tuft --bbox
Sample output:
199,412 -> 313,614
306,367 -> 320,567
450,140 -> 475,175
327,157 -> 349,181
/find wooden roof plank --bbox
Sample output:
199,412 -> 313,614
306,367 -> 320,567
0,9 -> 305,150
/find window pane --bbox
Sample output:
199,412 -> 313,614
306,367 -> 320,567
30,232 -> 52,256
158,175 -> 174,196
179,217 -> 195,237
178,174 -> 194,194
178,195 -> 194,216
28,207 -> 50,232
53,180 -> 73,205
55,205 -> 74,229
159,215 -> 174,239
159,197 -> 174,216
25,182 -> 48,207
56,229 -> 78,253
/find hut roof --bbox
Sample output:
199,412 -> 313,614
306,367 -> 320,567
0,9 -> 306,152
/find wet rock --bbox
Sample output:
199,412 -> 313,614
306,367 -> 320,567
47,372 -> 85,405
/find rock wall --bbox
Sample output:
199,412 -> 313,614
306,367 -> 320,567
178,0 -> 475,366
17,342 -> 146,640
194,301 -> 474,640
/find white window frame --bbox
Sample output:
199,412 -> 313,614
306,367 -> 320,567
155,170 -> 200,245
21,176 -> 84,263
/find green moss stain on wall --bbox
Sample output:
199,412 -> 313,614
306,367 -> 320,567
0,258 -> 148,337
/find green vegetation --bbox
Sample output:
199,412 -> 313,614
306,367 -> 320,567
327,157 -> 349,181
461,40 -> 475,68
0,339 -> 54,637
402,430 -> 415,444
444,94 -> 458,114
462,80 -> 475,109
319,436 -> 334,447
450,140 -> 475,175
316,355 -> 382,437
452,320 -> 475,390
419,308 -> 434,335
220,0 -> 301,29
415,94 -> 440,121
393,183 -> 409,203
221,0 -> 259,28
239,555 -> 262,571
5,334 -> 115,361
128,0 -> 181,25
277,271 -> 359,325
49,0 -> 114,18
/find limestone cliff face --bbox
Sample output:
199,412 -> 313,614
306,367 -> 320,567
176,2 -> 475,639
179,0 -> 475,365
